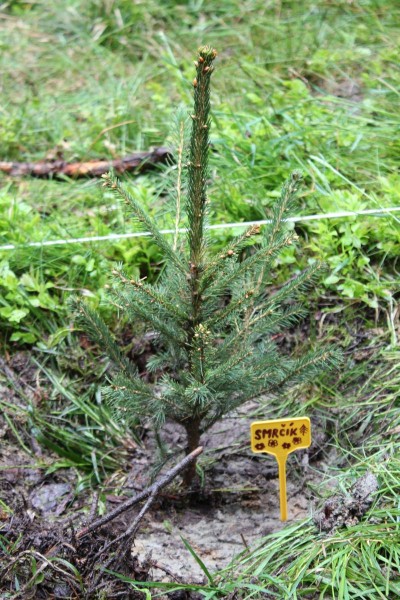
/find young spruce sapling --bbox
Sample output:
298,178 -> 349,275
74,47 -> 341,486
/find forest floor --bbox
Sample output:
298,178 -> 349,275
1,398 -> 323,583
1,320 -> 396,598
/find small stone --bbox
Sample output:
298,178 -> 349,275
30,483 -> 71,514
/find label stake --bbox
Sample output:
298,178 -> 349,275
250,417 -> 311,521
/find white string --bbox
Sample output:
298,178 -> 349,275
1,206 -> 399,251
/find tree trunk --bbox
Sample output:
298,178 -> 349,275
182,419 -> 201,487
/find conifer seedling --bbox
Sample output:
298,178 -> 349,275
74,47 -> 340,486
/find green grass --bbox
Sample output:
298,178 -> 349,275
218,451 -> 400,599
0,0 -> 399,346
0,349 -> 139,489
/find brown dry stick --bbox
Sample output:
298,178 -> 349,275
0,147 -> 172,179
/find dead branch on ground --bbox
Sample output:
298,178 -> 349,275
0,147 -> 172,179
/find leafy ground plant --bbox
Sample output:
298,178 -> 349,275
74,46 -> 341,486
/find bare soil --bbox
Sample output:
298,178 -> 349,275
0,345 -> 351,597
131,414 -> 326,582
0,375 -> 329,597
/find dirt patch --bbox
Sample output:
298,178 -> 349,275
290,69 -> 363,104
134,483 -> 311,582
0,397 -> 328,596
131,416 -> 320,582
313,471 -> 379,532
0,406 -> 326,598
314,76 -> 363,103
0,351 -> 338,597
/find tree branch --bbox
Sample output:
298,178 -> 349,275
75,446 -> 203,540
0,147 -> 172,179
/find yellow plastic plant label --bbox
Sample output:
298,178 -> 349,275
250,417 -> 311,521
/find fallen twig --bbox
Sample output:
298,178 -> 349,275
75,446 -> 203,541
87,490 -> 158,592
83,446 -> 203,593
87,491 -> 100,525
0,147 -> 172,179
